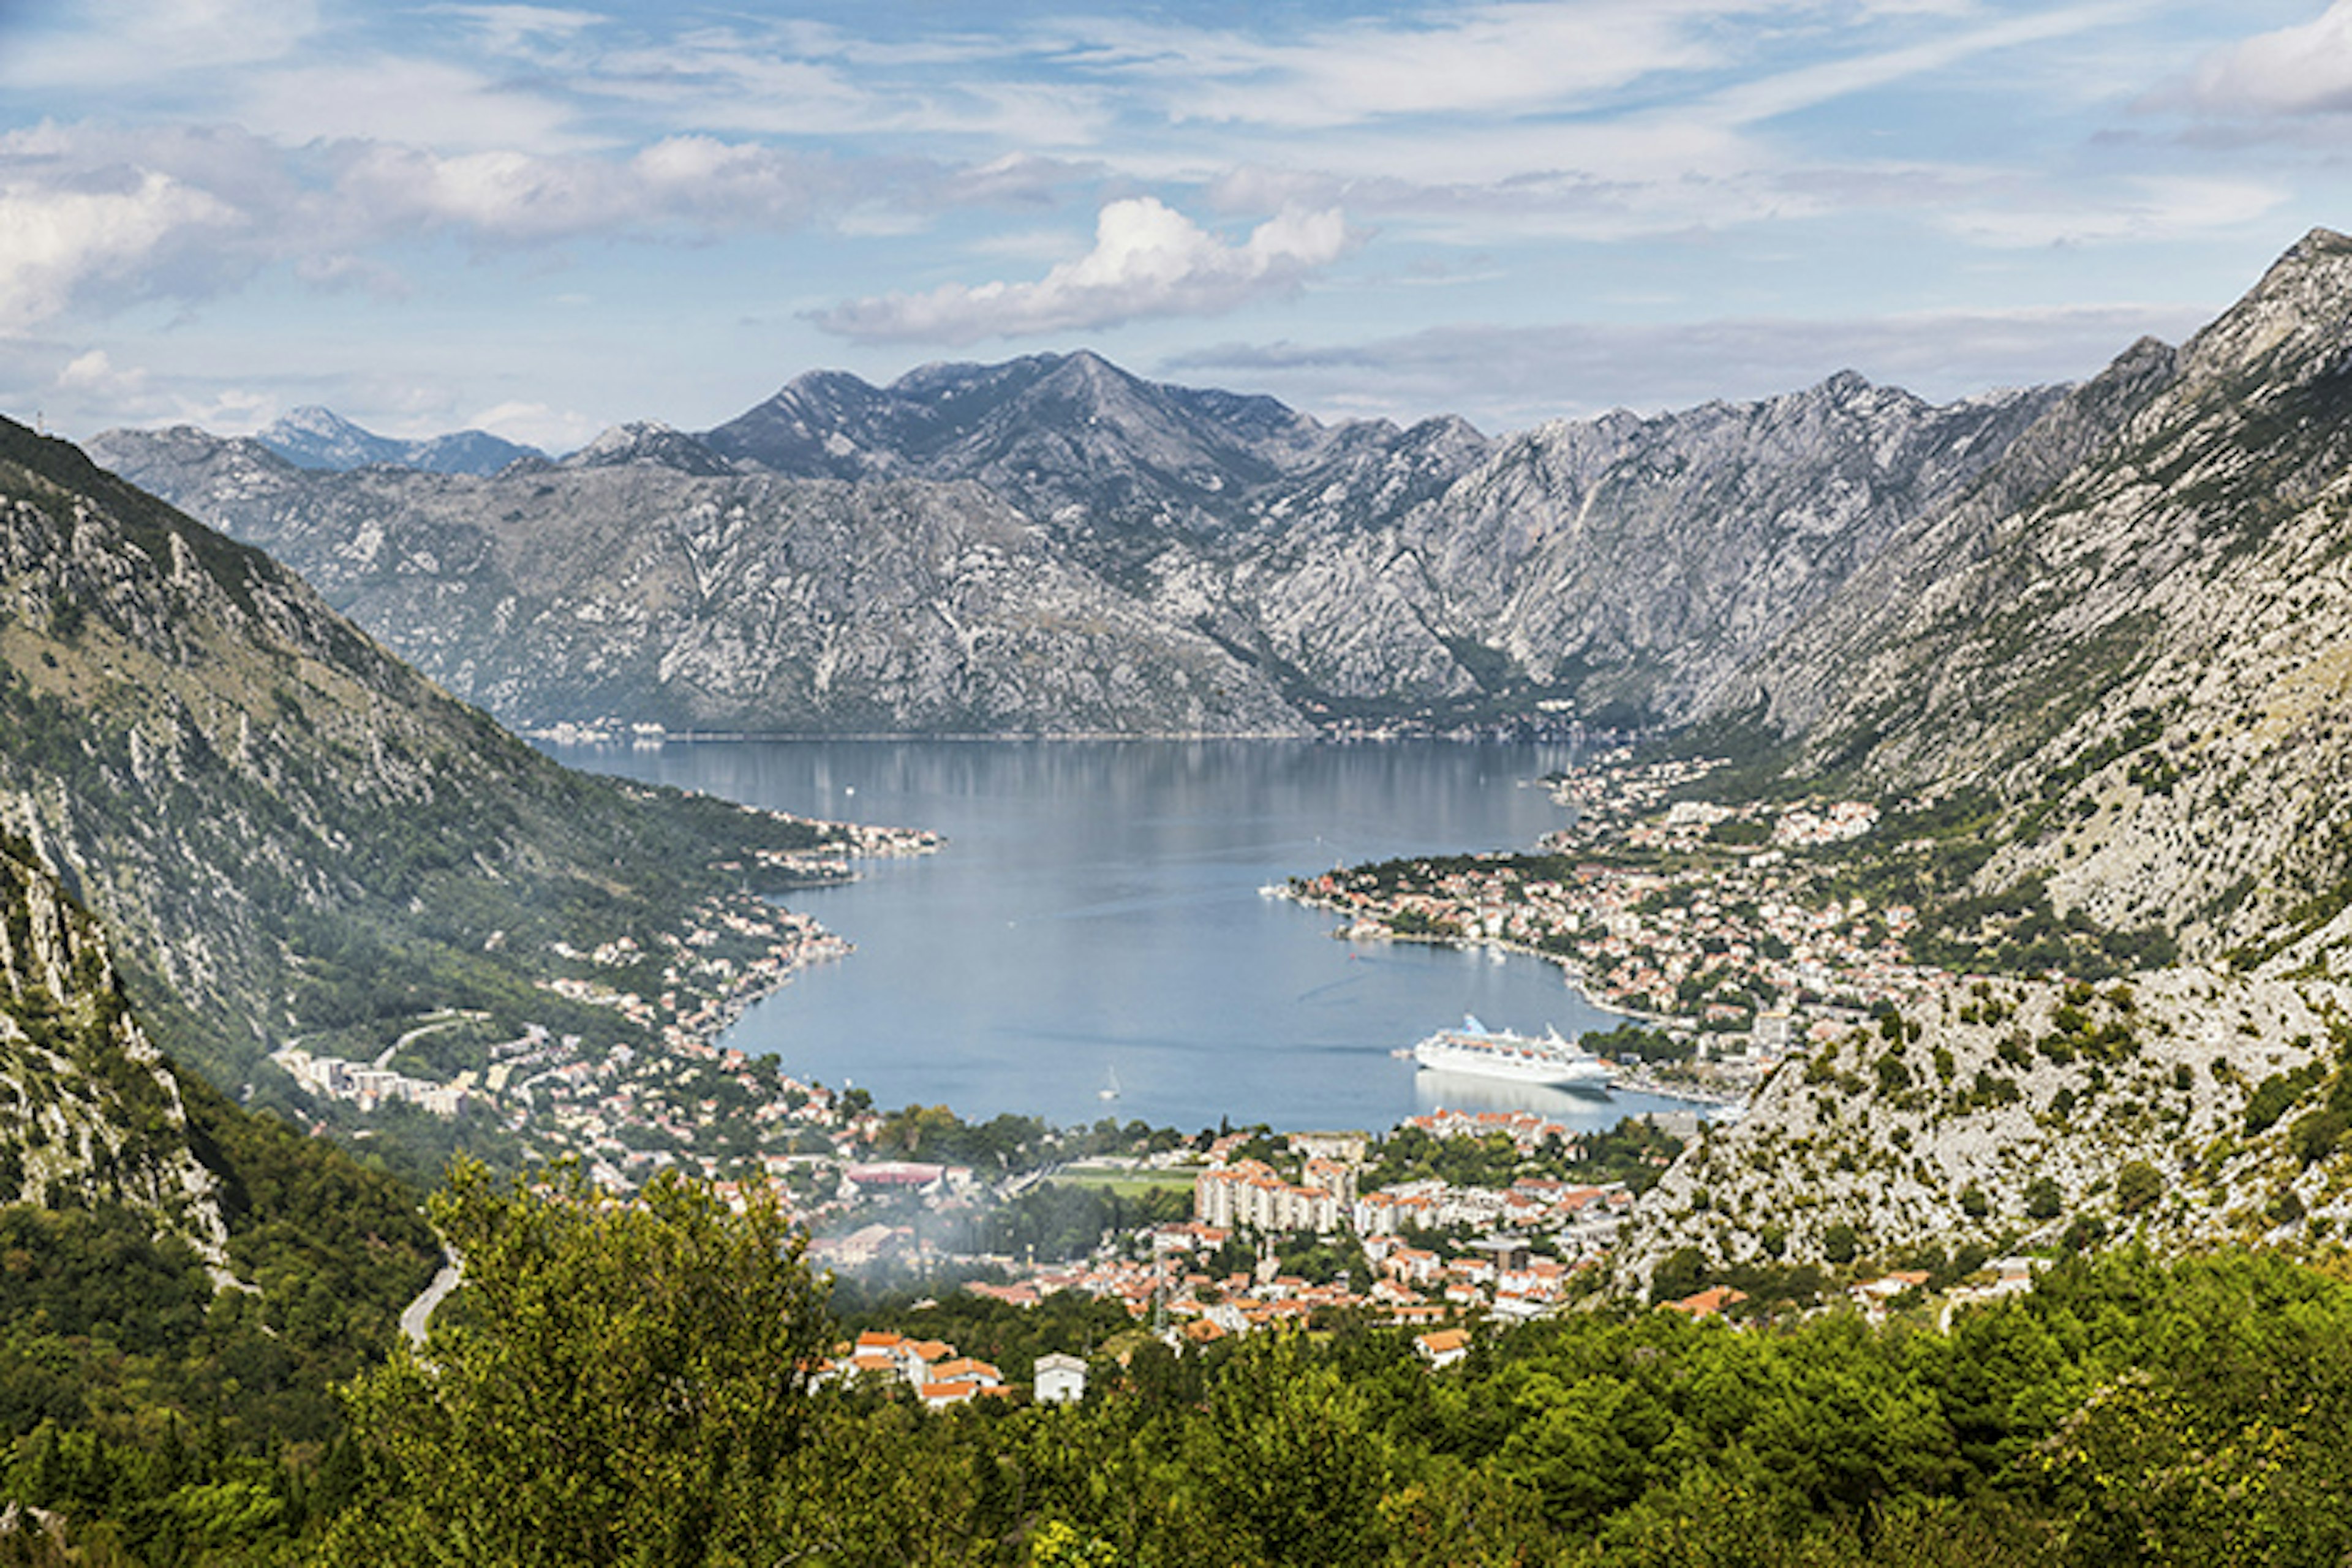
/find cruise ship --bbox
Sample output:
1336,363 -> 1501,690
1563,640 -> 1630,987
1411,1016 -> 1615,1090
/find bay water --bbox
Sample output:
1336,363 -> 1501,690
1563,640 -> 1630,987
543,739 -> 1694,1137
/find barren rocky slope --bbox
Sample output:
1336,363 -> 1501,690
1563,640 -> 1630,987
1616,970 -> 2352,1289
1234,372 -> 2060,722
71,431 -> 1305,736
95,357 -> 2057,735
1718,228 -> 2352,964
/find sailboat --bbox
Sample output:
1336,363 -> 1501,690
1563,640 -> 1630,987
1098,1066 -> 1121,1102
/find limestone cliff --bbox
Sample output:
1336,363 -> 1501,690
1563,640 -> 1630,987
1719,228 -> 2352,963
0,837 -> 234,1279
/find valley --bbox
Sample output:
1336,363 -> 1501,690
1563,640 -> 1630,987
12,228 -> 2352,1564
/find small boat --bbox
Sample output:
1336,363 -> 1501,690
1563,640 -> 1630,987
1411,1015 -> 1613,1090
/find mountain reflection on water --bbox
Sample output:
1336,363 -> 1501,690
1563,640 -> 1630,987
545,737 -> 1706,1134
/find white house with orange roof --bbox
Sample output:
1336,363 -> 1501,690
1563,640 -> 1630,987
1850,1270 -> 1931,1323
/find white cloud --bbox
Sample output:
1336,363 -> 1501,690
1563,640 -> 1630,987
1703,2 -> 2139,126
442,5 -> 607,57
330,137 -> 839,241
586,26 -> 1109,146
1075,1 -> 1755,130
236,56 -> 586,153
1161,4 -> 2139,236
811,197 -> 1356,344
0,0 -> 319,89
1935,175 -> 2286,248
467,398 -> 601,451
0,118 -> 1075,328
1166,303 -> 2211,430
9,339 -> 277,437
2173,0 -> 2352,116
55,347 -> 148,398
0,170 -> 239,330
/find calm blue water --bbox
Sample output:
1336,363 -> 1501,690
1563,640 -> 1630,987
543,739 -> 1686,1136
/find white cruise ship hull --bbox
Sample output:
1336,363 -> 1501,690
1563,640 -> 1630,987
1411,1019 -> 1615,1090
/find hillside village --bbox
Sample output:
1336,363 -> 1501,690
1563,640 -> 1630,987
262,823 -> 938,1179
805,1108 -> 1673,1396
232,744 -> 2352,1373
1285,755 -> 1936,1054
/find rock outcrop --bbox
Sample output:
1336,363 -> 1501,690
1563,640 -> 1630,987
1616,970 -> 2352,1291
0,837 -> 235,1280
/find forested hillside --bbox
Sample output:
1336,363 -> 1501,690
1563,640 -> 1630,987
310,1166 -> 2352,1568
0,834 -> 437,1566
0,413 -> 842,1116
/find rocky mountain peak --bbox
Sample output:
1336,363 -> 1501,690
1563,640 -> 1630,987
2172,225 -> 2352,393
564,421 -> 736,475
269,404 -> 368,442
257,405 -> 542,476
1814,367 -> 1875,401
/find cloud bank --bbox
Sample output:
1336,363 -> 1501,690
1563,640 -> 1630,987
0,169 -> 238,329
2176,0 -> 2352,117
1166,303 -> 2212,431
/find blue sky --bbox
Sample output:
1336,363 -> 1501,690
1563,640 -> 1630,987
2,0 -> 2348,448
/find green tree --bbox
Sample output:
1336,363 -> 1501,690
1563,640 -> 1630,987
325,1161 -> 829,1567
2114,1161 -> 2162,1217
1184,1332 -> 1391,1566
1649,1246 -> 1707,1305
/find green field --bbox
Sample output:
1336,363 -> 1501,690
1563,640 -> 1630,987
1049,1164 -> 1202,1198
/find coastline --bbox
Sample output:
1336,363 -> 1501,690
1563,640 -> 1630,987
1276,882 -> 1678,1027
1278,883 -> 1754,1113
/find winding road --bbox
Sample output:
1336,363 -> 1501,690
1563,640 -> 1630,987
399,1252 -> 462,1348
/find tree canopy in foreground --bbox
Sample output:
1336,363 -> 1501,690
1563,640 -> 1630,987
301,1158 -> 2352,1568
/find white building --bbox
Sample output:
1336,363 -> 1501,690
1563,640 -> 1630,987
1033,1352 -> 1088,1406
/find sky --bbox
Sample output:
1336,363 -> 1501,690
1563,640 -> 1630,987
2,0 -> 2349,450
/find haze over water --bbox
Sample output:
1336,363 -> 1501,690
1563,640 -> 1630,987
547,739 -> 1695,1135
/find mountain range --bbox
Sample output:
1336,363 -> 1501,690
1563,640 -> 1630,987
56,230 -> 2352,1035
91,353 -> 2059,736
1712,228 -> 2352,968
254,405 -> 543,476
